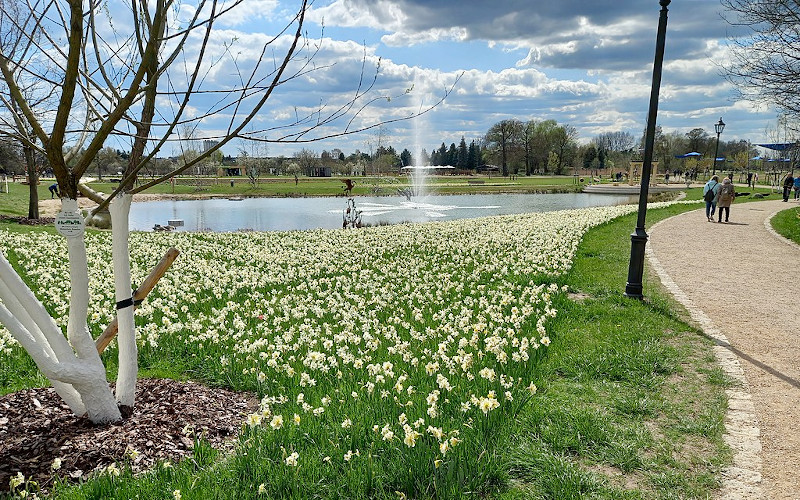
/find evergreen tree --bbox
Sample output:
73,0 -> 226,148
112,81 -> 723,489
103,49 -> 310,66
467,140 -> 479,170
457,137 -> 468,169
447,143 -> 457,166
583,145 -> 597,170
400,148 -> 413,166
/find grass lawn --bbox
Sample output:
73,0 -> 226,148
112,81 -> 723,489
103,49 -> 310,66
0,198 -> 732,499
771,206 -> 800,245
82,175 -> 584,199
0,182 -> 56,217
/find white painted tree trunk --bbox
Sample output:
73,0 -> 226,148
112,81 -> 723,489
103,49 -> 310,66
0,198 -> 121,423
109,194 -> 137,407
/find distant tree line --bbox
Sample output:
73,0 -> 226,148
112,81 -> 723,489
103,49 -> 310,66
0,121 -> 765,182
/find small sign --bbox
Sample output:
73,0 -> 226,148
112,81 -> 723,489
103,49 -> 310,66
55,210 -> 85,237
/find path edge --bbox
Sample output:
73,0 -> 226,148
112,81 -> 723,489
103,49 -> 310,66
763,206 -> 800,251
647,214 -> 763,499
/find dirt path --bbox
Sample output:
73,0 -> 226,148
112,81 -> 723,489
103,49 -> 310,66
38,193 -> 178,218
648,199 -> 800,499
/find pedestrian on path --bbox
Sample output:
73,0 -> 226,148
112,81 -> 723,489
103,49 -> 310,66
703,175 -> 720,222
716,177 -> 735,223
794,175 -> 800,200
782,173 -> 794,202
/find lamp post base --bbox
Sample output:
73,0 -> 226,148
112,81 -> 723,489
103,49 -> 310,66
624,228 -> 649,299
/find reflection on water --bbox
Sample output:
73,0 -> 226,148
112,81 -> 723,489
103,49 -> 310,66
129,193 -> 637,232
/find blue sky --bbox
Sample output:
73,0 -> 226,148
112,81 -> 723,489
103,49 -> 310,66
189,0 -> 782,158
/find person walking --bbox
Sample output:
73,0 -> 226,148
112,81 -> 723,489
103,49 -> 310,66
716,177 -> 736,223
703,175 -> 721,222
782,172 -> 794,202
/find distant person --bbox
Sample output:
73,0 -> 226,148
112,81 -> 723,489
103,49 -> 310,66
703,175 -> 720,222
664,172 -> 670,184
48,183 -> 59,199
716,177 -> 735,223
747,171 -> 753,188
752,172 -> 758,187
782,173 -> 795,202
794,174 -> 800,200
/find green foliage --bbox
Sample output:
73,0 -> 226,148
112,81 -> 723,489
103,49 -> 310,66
2,202 -> 732,499
771,206 -> 800,244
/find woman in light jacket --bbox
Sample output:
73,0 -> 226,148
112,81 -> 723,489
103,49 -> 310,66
703,175 -> 720,222
716,177 -> 736,223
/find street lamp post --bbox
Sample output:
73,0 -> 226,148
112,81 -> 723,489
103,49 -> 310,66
712,117 -> 725,175
624,0 -> 671,300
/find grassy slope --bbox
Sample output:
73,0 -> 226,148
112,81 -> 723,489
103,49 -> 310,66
33,203 -> 731,500
501,203 -> 730,499
771,206 -> 800,244
0,187 -> 740,499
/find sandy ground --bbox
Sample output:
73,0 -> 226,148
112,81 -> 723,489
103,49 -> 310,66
649,198 -> 800,499
38,193 -> 173,218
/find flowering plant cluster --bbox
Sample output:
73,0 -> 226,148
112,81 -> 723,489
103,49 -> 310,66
0,202 -> 684,492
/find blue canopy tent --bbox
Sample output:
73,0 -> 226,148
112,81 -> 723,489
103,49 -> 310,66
756,143 -> 798,151
756,143 -> 796,180
673,152 -> 702,158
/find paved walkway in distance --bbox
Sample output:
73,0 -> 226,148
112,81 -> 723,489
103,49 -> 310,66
647,199 -> 800,499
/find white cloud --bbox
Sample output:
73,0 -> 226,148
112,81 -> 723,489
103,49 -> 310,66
134,0 -> 782,155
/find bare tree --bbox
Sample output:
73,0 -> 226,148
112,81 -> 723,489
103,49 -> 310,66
0,0 -> 454,424
0,0 -> 59,219
723,0 -> 800,123
484,119 -> 523,177
594,131 -> 635,153
294,148 -> 318,176
551,125 -> 578,175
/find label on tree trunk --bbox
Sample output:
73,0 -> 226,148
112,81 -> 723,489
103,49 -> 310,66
55,210 -> 85,237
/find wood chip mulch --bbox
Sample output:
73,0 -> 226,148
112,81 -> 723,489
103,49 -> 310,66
0,378 -> 258,492
0,215 -> 55,226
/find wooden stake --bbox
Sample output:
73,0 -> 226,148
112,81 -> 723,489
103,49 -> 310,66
96,248 -> 180,353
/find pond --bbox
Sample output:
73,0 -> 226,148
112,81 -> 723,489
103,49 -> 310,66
129,193 -> 638,232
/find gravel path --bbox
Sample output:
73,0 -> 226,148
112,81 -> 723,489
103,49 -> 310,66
648,198 -> 800,499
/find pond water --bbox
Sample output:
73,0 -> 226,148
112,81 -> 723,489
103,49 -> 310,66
128,193 -> 638,232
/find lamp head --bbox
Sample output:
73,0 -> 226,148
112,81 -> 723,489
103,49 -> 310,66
714,117 -> 725,135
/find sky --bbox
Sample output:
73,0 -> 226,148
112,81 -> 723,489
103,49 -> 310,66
186,0 -> 784,158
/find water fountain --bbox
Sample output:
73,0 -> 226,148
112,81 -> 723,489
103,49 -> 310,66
400,165 -> 454,199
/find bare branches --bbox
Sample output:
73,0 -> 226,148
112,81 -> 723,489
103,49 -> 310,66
2,0 -> 457,209
722,0 -> 800,117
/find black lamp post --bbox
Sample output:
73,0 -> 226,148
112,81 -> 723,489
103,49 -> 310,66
712,117 -> 725,175
624,0 -> 671,300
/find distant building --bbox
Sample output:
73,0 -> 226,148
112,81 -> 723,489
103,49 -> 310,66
203,140 -> 219,152
307,166 -> 331,177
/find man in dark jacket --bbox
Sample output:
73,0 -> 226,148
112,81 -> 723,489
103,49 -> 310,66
783,173 -> 795,202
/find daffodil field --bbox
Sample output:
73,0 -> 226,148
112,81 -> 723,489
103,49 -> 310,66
1,202 -> 688,498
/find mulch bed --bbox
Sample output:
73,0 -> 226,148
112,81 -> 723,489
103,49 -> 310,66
0,215 -> 55,226
0,378 -> 258,492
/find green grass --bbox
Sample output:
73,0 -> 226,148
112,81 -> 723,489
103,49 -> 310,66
0,201 -> 732,499
771,206 -> 800,244
500,203 -> 730,499
0,181 -> 55,217
83,174 -> 584,199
